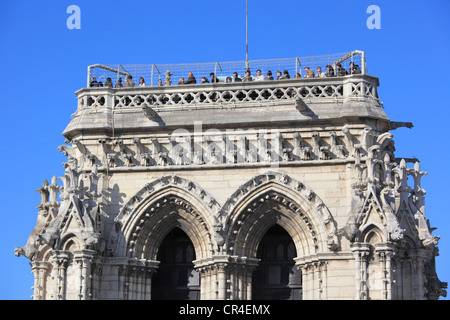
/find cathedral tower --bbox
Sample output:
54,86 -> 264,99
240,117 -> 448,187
16,51 -> 446,300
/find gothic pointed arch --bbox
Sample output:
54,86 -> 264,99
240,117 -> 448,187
360,224 -> 385,244
113,174 -> 223,260
60,235 -> 83,251
346,186 -> 405,244
36,194 -> 100,252
222,171 -> 339,258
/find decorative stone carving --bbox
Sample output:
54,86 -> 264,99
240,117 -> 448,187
98,138 -> 117,168
410,161 -> 427,199
114,139 -> 134,167
222,171 -> 340,252
85,75 -> 379,109
329,131 -> 346,159
15,178 -> 60,260
300,146 -> 312,161
106,153 -> 116,168
311,131 -> 320,159
57,144 -> 77,162
292,132 -> 302,160
113,174 -> 223,255
53,126 -> 405,172
342,125 -> 356,157
361,127 -> 375,155
71,139 -> 92,168
133,138 -> 153,166
319,146 -> 330,160
142,105 -> 158,120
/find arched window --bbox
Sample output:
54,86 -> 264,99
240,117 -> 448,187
152,228 -> 200,300
252,224 -> 302,300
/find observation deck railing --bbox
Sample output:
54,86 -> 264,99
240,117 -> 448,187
76,74 -> 379,111
76,51 -> 379,112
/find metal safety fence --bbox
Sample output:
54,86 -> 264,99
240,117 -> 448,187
87,50 -> 366,88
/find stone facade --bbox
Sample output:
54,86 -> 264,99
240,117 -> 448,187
16,60 -> 446,300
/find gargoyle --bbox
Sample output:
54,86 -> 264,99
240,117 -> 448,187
57,144 -> 77,159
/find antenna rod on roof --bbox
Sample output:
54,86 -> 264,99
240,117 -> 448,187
245,0 -> 249,70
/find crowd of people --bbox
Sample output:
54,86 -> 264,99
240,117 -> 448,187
89,62 -> 362,88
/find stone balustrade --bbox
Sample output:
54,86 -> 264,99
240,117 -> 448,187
75,74 -> 379,111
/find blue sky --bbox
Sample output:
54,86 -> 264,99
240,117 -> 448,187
0,0 -> 449,300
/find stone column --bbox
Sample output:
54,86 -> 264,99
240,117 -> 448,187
144,268 -> 152,300
229,259 -> 258,300
412,250 -> 428,300
119,265 -> 129,300
196,256 -> 230,300
314,262 -> 322,299
74,249 -> 96,300
351,243 -> 371,300
195,256 -> 260,300
196,264 -> 212,300
50,250 -> 71,300
375,243 -> 396,300
237,266 -> 244,300
308,264 -> 315,299
217,263 -> 227,300
300,261 -> 327,300
246,268 -> 253,300
126,258 -> 159,300
199,266 -> 206,300
320,261 -> 328,300
30,261 -> 51,300
227,268 -> 234,300
296,264 -> 311,300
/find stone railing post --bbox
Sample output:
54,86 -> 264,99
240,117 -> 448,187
104,88 -> 115,110
343,78 -> 354,99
